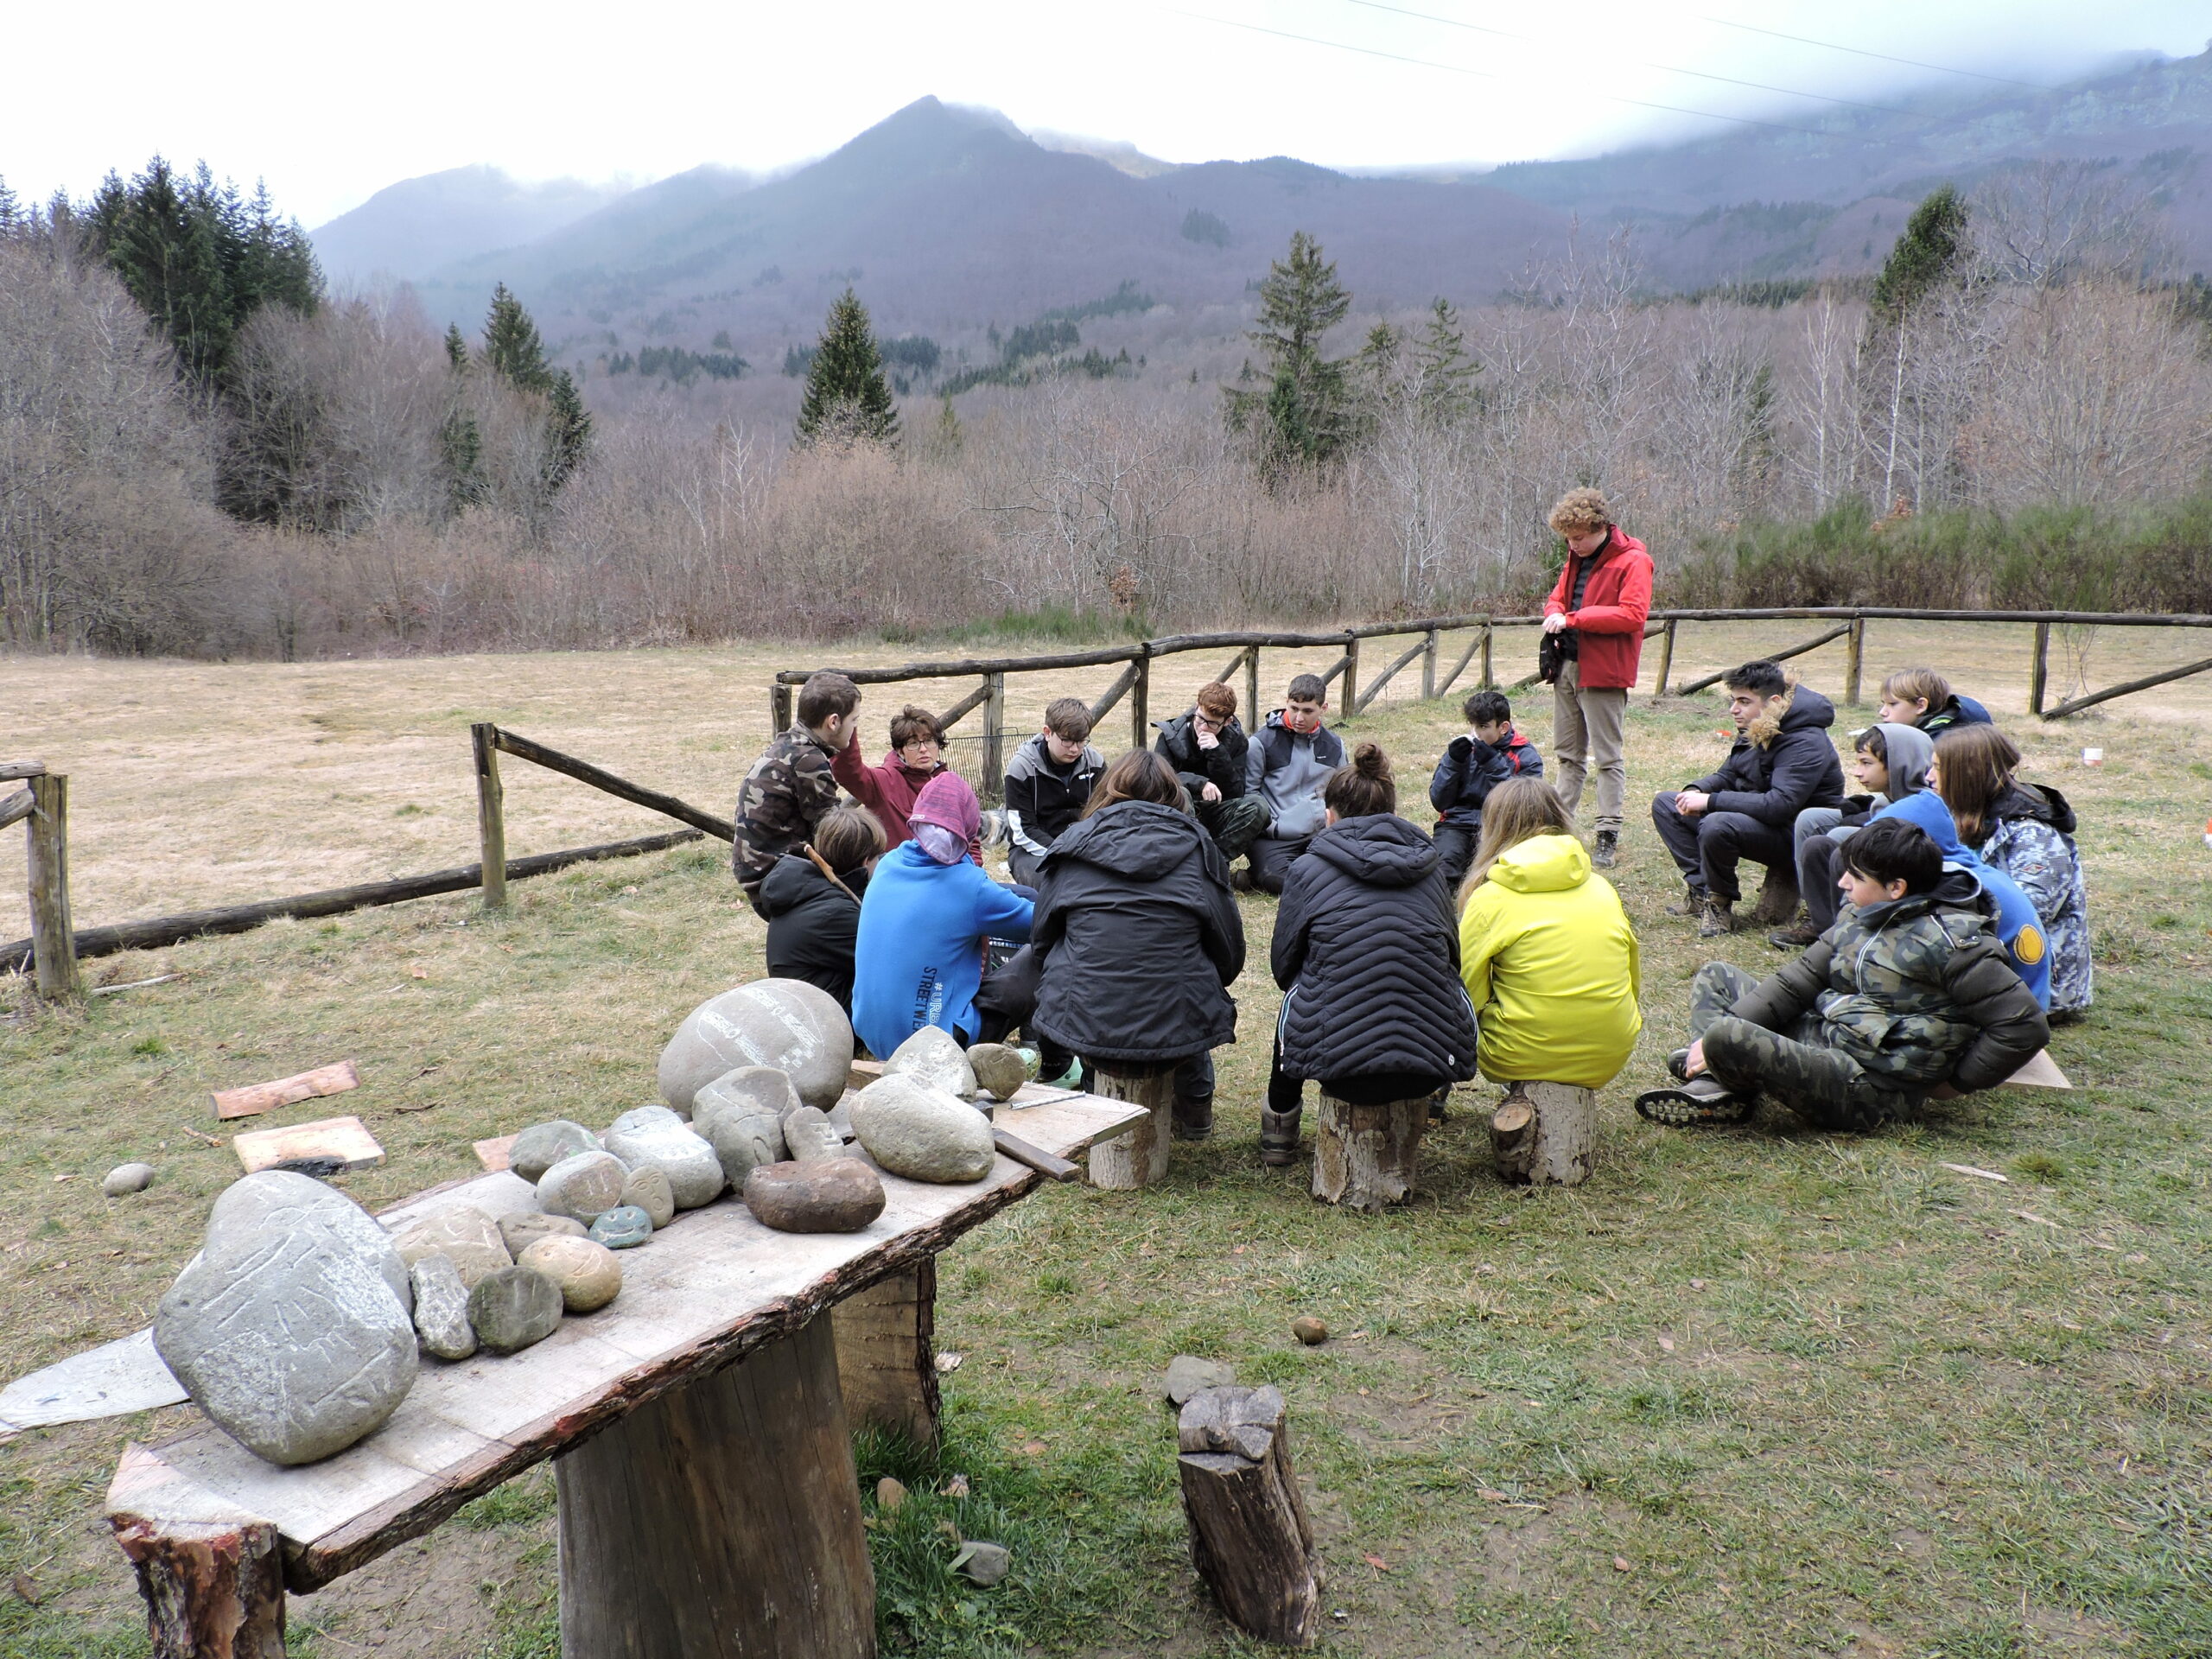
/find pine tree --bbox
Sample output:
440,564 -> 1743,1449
934,393 -> 963,455
796,288 -> 899,445
1412,298 -> 1478,422
0,175 -> 19,237
444,323 -> 469,372
544,370 -> 592,490
1872,186 -> 1969,319
1224,232 -> 1354,480
481,283 -> 554,391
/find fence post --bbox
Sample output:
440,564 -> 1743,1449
2030,622 -> 2050,716
26,773 -> 81,1001
1478,624 -> 1494,690
1339,633 -> 1358,715
1421,629 -> 1439,699
980,673 -> 1007,799
1244,646 -> 1261,731
472,723 -> 507,911
1651,618 -> 1677,702
1130,649 -> 1151,753
1844,615 -> 1866,706
769,683 -> 793,734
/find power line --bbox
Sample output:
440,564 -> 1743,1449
1700,16 -> 2051,90
1166,10 -> 1834,137
1342,0 -> 1910,115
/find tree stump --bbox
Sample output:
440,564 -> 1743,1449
1310,1090 -> 1426,1211
106,1446 -> 287,1659
1176,1385 -> 1321,1649
1087,1065 -> 1173,1190
1749,861 -> 1801,926
555,1313 -> 875,1658
1490,1082 -> 1597,1186
831,1261 -> 940,1447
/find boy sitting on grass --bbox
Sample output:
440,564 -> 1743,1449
1428,689 -> 1543,889
1636,817 -> 2049,1134
1878,667 -> 1993,735
1004,697 -> 1106,887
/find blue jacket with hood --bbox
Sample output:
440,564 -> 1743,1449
1877,791 -> 2051,1010
850,842 -> 1034,1059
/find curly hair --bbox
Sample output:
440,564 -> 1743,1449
1548,486 -> 1612,536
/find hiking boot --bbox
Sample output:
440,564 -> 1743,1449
1767,917 -> 1820,950
1635,1077 -> 1755,1128
1173,1096 -> 1215,1141
1229,866 -> 1256,894
1670,885 -> 1709,917
1427,1087 -> 1451,1123
1259,1108 -> 1301,1166
1592,829 -> 1618,870
1697,896 -> 1739,938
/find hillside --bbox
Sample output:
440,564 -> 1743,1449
311,165 -> 636,287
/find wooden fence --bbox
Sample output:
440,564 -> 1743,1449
8,603 -> 2210,998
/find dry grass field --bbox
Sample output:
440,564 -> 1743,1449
2,622 -> 2209,1659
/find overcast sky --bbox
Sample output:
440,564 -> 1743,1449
3,0 -> 2206,226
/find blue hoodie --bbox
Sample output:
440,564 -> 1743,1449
850,842 -> 1034,1059
1877,791 -> 2052,1009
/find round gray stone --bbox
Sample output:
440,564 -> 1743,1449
850,1075 -> 996,1184
410,1255 -> 477,1361
153,1171 -> 417,1465
537,1151 -> 628,1225
603,1106 -> 724,1210
496,1211 -> 587,1258
103,1163 -> 156,1197
1163,1354 -> 1236,1404
964,1043 -> 1029,1103
698,1107 -> 786,1191
508,1121 -> 599,1184
619,1166 -> 675,1229
742,1158 -> 886,1234
391,1205 -> 513,1290
883,1027 -> 978,1100
467,1266 -> 564,1355
693,1065 -> 803,1134
588,1205 -> 653,1249
780,1107 -> 846,1165
659,980 -> 854,1113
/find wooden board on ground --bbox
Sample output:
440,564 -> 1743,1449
473,1135 -> 516,1173
212,1060 -> 360,1121
115,1089 -> 1147,1592
2003,1051 -> 2073,1090
232,1116 -> 385,1175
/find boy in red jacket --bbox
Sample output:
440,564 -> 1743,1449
1541,488 -> 1654,869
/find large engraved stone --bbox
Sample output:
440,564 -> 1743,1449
153,1171 -> 417,1465
659,980 -> 853,1113
883,1027 -> 977,1100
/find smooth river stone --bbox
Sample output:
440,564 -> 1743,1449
537,1151 -> 628,1224
659,980 -> 853,1113
849,1075 -> 996,1184
882,1027 -> 978,1100
410,1255 -> 478,1361
618,1166 -> 676,1229
697,1108 -> 786,1191
496,1211 -> 587,1257
742,1158 -> 886,1234
588,1206 -> 653,1249
467,1266 -> 563,1355
693,1065 -> 803,1132
507,1120 -> 599,1185
390,1205 -> 512,1289
603,1106 -> 724,1210
780,1106 -> 846,1165
964,1043 -> 1028,1103
517,1236 -> 623,1313
153,1170 -> 417,1465
103,1162 -> 156,1197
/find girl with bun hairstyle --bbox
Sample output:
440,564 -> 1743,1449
1263,742 -> 1478,1166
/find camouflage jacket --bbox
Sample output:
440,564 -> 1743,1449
733,728 -> 842,899
1732,882 -> 2049,1091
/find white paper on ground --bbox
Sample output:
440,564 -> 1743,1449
0,1329 -> 187,1430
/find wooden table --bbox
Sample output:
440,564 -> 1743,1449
105,1086 -> 1145,1659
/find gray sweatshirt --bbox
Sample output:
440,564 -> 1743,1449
1245,712 -> 1345,841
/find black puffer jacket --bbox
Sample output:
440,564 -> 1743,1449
1030,802 -> 1245,1064
1271,815 -> 1478,1086
1154,710 -> 1250,800
1685,686 -> 1847,827
760,854 -> 868,1012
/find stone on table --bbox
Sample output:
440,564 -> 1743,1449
496,1211 -> 587,1257
696,1101 -> 787,1191
741,1159 -> 886,1233
588,1205 -> 653,1249
517,1236 -> 623,1313
603,1106 -> 725,1210
658,980 -> 853,1114
1162,1355 -> 1236,1404
103,1163 -> 156,1197
537,1150 -> 629,1224
850,1075 -> 996,1183
507,1120 -> 600,1184
153,1170 -> 417,1465
964,1043 -> 1028,1103
390,1205 -> 512,1289
692,1065 -> 803,1130
883,1027 -> 977,1100
467,1266 -> 564,1355
618,1165 -> 675,1229
410,1255 -> 478,1361
780,1106 -> 846,1165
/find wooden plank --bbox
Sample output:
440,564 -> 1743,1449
212,1059 -> 360,1122
492,728 -> 734,840
1352,634 -> 1428,714
2003,1051 -> 2073,1090
935,677 -> 992,734
473,1135 -> 517,1172
1673,621 -> 1855,696
0,760 -> 46,781
2042,652 -> 2212,720
0,787 -> 32,831
232,1116 -> 384,1175
1088,660 -> 1141,727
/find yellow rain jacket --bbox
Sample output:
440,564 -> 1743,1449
1459,833 -> 1642,1089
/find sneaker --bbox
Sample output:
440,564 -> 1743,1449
1635,1078 -> 1754,1128
1592,829 -> 1618,870
1767,918 -> 1820,950
1697,896 -> 1739,938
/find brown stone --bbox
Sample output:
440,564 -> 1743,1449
517,1236 -> 624,1313
741,1158 -> 886,1234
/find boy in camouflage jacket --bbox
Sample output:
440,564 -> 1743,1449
733,671 -> 861,918
1637,818 -> 2049,1132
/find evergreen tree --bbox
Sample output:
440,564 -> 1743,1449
1224,232 -> 1354,480
1412,298 -> 1478,422
544,371 -> 592,491
481,283 -> 553,391
1872,186 -> 1969,319
444,323 -> 470,372
472,284 -> 589,495
934,393 -> 963,455
796,288 -> 899,445
0,175 -> 19,236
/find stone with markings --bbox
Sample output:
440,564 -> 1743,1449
603,1106 -> 724,1210
517,1236 -> 623,1313
850,1075 -> 995,1183
390,1205 -> 512,1289
537,1150 -> 629,1225
153,1170 -> 417,1465
695,1096 -> 788,1191
780,1106 -> 846,1165
588,1205 -> 653,1249
410,1255 -> 477,1361
508,1120 -> 600,1184
496,1211 -> 587,1257
618,1165 -> 676,1229
467,1266 -> 564,1355
883,1027 -> 978,1100
741,1158 -> 886,1233
658,980 -> 853,1114
692,1065 -> 803,1130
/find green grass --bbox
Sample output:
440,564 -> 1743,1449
3,694 -> 2209,1657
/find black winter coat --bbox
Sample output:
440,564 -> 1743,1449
760,854 -> 868,1012
1030,802 -> 1244,1065
1271,815 -> 1478,1087
1686,687 -> 1847,827
1153,711 -> 1250,800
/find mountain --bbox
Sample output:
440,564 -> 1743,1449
309,165 -> 639,286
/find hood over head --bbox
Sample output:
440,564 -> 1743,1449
1307,813 -> 1439,888
1484,832 -> 1592,894
1879,789 -> 1980,866
1871,721 -> 1933,798
1048,800 -> 1203,880
909,772 -> 981,842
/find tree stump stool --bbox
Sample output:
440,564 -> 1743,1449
1750,861 -> 1802,926
1176,1385 -> 1321,1649
1490,1082 -> 1598,1186
1087,1064 -> 1173,1190
1311,1090 -> 1427,1210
